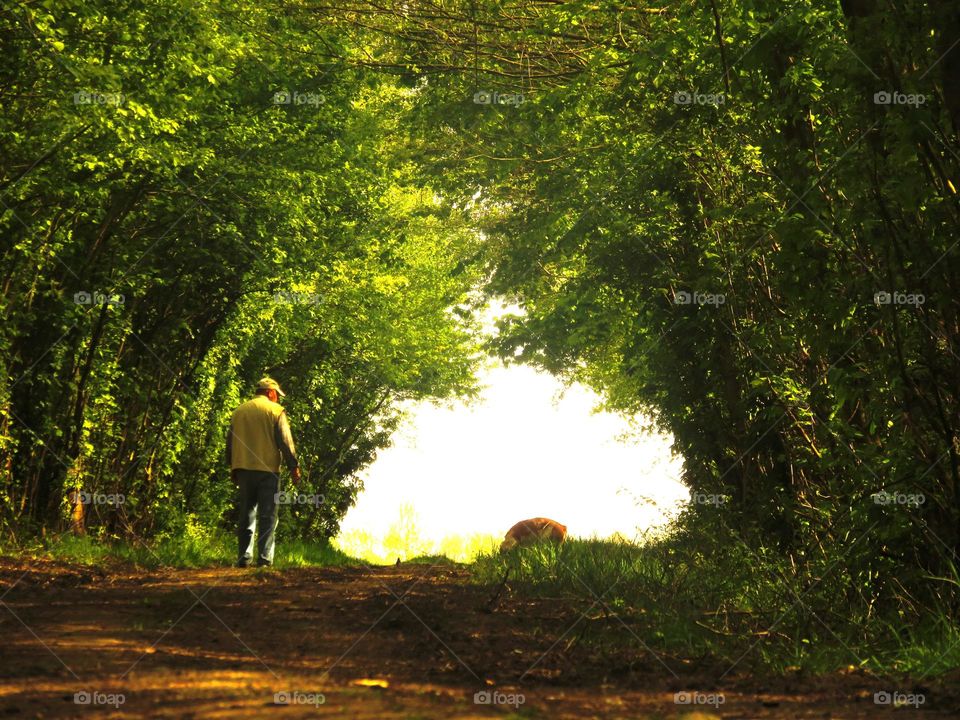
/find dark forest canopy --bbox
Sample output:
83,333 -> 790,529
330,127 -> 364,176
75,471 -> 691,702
2,0 -> 960,616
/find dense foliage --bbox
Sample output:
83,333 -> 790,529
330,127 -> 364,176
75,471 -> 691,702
0,0 -> 483,542
320,0 -> 960,620
428,0 -> 960,614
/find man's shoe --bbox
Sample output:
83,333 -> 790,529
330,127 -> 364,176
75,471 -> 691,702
237,559 -> 250,568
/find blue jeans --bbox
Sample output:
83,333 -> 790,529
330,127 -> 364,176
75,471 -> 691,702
236,469 -> 280,566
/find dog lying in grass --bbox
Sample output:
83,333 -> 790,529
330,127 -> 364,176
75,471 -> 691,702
499,517 -> 567,552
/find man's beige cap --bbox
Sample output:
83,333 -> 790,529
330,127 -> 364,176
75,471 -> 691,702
256,377 -> 286,397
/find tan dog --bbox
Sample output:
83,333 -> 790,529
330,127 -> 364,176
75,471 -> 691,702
500,517 -> 567,552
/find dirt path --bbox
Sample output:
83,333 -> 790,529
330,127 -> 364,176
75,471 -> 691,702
0,557 -> 953,718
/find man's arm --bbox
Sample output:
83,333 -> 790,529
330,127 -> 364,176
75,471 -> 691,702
275,411 -> 300,480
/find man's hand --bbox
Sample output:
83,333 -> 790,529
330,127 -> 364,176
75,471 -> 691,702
291,467 -> 302,486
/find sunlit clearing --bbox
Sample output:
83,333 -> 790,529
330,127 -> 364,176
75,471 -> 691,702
334,359 -> 688,564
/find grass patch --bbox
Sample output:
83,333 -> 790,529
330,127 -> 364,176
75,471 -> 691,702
472,530 -> 960,677
273,539 -> 366,568
5,528 -> 364,570
403,554 -> 463,566
7,531 -> 233,568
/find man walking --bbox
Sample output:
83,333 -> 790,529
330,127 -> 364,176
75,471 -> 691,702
226,377 -> 301,567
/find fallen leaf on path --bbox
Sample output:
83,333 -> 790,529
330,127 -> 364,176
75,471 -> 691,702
351,678 -> 389,688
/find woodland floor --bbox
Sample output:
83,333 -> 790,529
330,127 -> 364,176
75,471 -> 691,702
0,557 -> 956,719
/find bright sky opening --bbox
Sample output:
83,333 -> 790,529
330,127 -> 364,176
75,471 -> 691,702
336,359 -> 689,551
